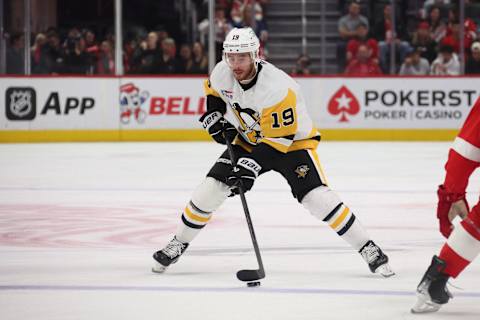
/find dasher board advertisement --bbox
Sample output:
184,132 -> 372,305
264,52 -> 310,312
298,77 -> 480,129
1,78 -> 117,130
119,78 -> 206,129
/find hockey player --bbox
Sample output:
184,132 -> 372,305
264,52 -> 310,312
412,96 -> 480,313
152,27 -> 394,278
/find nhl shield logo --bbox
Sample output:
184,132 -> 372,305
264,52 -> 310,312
295,165 -> 310,178
6,87 -> 36,120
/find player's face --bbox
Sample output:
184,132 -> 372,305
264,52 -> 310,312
226,52 -> 255,81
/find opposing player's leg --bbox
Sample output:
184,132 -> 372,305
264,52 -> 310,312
152,145 -> 251,273
276,148 -> 394,277
412,202 -> 480,312
411,255 -> 452,313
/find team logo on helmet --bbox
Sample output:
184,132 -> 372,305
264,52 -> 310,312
295,165 -> 310,178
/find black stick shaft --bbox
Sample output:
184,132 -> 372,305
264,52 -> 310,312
224,136 -> 265,275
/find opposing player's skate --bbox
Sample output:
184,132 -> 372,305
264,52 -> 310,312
359,240 -> 395,277
152,237 -> 189,273
411,255 -> 452,313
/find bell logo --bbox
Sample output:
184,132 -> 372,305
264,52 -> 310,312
328,86 -> 360,122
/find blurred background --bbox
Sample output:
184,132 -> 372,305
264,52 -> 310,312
2,0 -> 480,77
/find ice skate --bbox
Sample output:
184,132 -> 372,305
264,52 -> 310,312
359,240 -> 395,277
152,237 -> 189,273
411,255 -> 452,314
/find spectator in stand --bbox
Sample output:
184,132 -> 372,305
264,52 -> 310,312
427,6 -> 447,43
214,7 -> 232,62
337,0 -> 369,72
83,29 -> 99,73
178,43 -> 195,74
158,37 -> 181,74
449,8 -> 477,57
410,21 -> 438,63
123,36 -> 138,74
134,31 -> 162,74
346,22 -> 379,65
291,53 -> 311,75
44,31 -> 65,74
84,29 -> 99,57
466,42 -> 480,74
442,19 -> 474,56
31,33 -> 49,74
191,41 -> 208,74
399,46 -> 430,75
243,3 -> 269,59
6,33 -> 24,74
96,40 -> 115,74
345,43 -> 383,75
63,35 -> 90,74
431,44 -> 460,75
373,4 -> 411,73
445,8 -> 477,48
230,3 -> 244,29
422,0 -> 450,18
338,1 -> 369,40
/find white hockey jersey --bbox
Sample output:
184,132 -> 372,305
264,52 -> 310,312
204,60 -> 320,153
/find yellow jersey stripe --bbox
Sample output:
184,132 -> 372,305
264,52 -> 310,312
287,138 -> 320,152
308,150 -> 329,186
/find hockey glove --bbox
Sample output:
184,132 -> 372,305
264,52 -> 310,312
437,184 -> 469,238
226,143 -> 278,195
199,110 -> 237,145
226,157 -> 262,194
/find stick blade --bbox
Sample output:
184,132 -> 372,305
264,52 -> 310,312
236,269 -> 265,282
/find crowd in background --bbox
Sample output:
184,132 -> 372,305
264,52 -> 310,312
5,0 -> 268,75
5,0 -> 480,76
338,0 -> 480,76
6,21 -> 211,75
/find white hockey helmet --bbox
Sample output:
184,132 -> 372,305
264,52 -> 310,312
223,27 -> 260,65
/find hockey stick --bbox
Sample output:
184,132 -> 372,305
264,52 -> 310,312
223,134 -> 265,282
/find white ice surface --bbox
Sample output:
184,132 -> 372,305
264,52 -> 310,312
0,141 -> 479,320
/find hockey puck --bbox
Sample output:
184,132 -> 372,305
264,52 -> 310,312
247,281 -> 261,287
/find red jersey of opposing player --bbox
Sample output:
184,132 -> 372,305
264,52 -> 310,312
437,95 -> 480,278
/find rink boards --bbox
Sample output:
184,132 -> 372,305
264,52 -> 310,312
0,76 -> 478,142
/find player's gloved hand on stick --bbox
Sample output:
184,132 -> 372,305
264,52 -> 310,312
199,110 -> 237,145
226,157 -> 262,194
437,184 -> 470,238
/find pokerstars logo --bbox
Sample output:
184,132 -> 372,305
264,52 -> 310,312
327,86 -> 360,122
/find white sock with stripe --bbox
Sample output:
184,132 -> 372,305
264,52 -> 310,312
176,201 -> 212,243
175,177 -> 230,244
323,202 -> 369,250
302,187 -> 369,250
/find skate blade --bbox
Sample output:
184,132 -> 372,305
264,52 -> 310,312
375,263 -> 395,278
411,296 -> 441,313
152,261 -> 167,273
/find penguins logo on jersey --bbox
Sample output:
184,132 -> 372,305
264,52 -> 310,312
231,102 -> 262,143
295,165 -> 310,178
